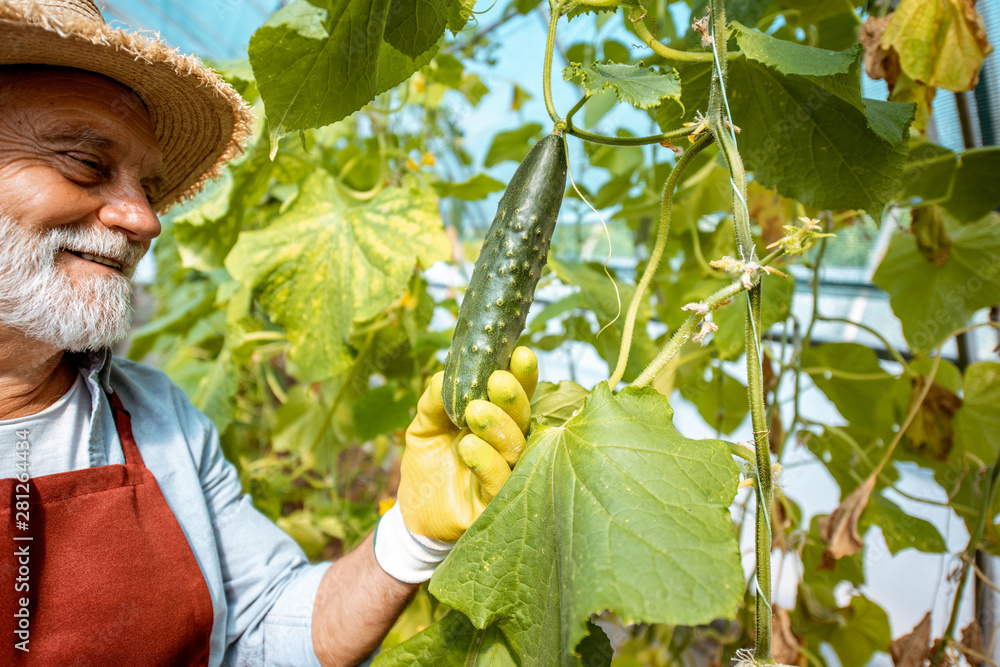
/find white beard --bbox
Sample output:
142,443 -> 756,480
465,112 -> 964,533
0,214 -> 146,352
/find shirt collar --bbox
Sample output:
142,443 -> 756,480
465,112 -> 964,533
68,348 -> 114,395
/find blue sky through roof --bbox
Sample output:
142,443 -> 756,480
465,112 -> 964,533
101,0 -> 279,61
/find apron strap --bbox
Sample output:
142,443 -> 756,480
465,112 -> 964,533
108,390 -> 146,468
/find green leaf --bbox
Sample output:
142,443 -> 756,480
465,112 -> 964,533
249,0 -> 390,135
383,0 -> 448,58
577,621 -> 613,667
193,348 -> 239,435
430,384 -> 744,667
774,0 -> 863,24
376,36 -> 442,95
272,385 -> 334,454
955,362 -> 1000,464
352,384 -> 417,440
563,62 -> 682,110
432,173 -> 507,200
942,149 -> 1000,222
656,61 -> 711,128
226,175 -> 450,381
549,260 -> 658,383
735,23 -> 859,77
800,516 -> 866,609
485,123 -> 544,167
526,292 -> 586,334
901,143 -> 956,204
530,380 -> 589,426
872,215 -> 1000,354
859,492 -> 946,555
901,145 -> 1000,221
818,595 -> 892,667
511,0 -> 540,15
717,24 -> 916,212
803,343 -> 900,432
374,612 -> 519,666
803,425 -> 898,495
679,365 -> 749,435
126,280 -> 218,361
689,0 -> 770,27
565,2 -> 630,21
249,0 -> 469,137
175,133 -> 277,271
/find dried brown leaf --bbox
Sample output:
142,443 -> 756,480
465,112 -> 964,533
772,494 -> 793,551
769,404 -> 784,456
861,14 -> 901,88
959,620 -> 986,663
819,474 -> 876,562
928,639 -> 953,666
890,612 -> 932,666
772,607 -> 801,665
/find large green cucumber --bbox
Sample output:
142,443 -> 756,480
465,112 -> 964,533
443,132 -> 567,427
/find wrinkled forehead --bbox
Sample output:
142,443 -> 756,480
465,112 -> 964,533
0,65 -> 162,169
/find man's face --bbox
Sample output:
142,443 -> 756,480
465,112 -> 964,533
0,68 -> 163,352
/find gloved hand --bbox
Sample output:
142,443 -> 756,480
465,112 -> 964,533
374,347 -> 537,583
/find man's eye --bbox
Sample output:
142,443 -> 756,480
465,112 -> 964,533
73,156 -> 99,170
64,153 -> 104,174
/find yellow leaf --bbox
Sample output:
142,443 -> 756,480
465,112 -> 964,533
747,182 -> 795,250
882,0 -> 994,92
861,15 -> 938,131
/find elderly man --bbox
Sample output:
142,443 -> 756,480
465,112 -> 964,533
0,1 -> 534,665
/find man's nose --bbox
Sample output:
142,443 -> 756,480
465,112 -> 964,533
97,179 -> 161,243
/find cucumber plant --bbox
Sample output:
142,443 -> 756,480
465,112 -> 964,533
135,0 -> 1000,665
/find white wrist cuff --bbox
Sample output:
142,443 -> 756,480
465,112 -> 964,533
373,504 -> 454,584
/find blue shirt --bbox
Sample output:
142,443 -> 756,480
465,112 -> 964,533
11,349 -> 332,666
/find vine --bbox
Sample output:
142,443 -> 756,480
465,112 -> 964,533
609,133 -> 714,387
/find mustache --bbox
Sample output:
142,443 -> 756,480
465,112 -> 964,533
45,224 -> 146,277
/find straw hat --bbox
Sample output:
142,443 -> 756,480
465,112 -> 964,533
0,0 -> 254,212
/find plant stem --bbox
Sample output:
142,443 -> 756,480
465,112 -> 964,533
542,1 -> 565,124
565,124 -> 695,146
932,452 -> 1000,666
706,0 -> 774,661
629,249 -> 785,388
817,315 -> 914,374
799,368 -> 902,381
729,442 -> 757,465
630,7 -> 737,63
564,94 -> 589,127
782,231 -> 829,455
871,352 -> 941,480
608,133 -> 714,387
746,280 -> 774,665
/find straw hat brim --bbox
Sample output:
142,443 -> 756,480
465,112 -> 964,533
0,2 -> 254,213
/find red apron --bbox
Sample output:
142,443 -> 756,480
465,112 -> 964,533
1,391 -> 214,665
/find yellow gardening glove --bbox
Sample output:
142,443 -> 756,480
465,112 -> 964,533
397,347 -> 538,542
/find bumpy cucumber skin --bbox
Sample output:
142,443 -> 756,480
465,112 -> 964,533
443,133 -> 567,428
